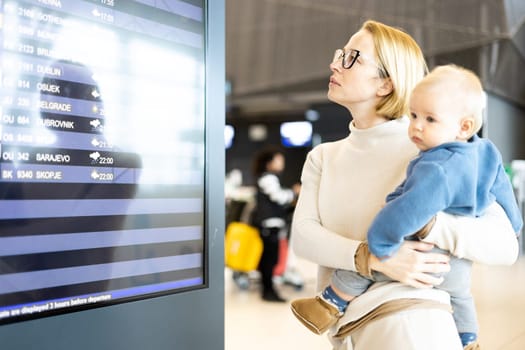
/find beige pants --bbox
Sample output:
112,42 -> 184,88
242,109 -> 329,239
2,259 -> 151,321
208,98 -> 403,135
333,308 -> 463,350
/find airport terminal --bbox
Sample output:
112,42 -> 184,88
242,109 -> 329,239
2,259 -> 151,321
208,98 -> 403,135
0,1 -> 524,349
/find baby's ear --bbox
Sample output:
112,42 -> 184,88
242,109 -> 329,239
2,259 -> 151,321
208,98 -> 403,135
458,117 -> 475,140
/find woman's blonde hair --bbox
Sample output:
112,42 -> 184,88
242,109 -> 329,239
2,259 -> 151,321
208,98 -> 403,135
362,20 -> 428,119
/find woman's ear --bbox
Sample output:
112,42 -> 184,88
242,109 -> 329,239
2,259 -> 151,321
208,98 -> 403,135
377,78 -> 393,97
458,117 -> 475,140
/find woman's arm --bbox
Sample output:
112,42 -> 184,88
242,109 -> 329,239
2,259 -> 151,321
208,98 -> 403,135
362,201 -> 519,288
352,239 -> 451,288
291,150 -> 361,271
292,147 -> 453,283
422,202 -> 519,265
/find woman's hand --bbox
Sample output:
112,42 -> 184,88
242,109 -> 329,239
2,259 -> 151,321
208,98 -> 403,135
369,241 -> 451,289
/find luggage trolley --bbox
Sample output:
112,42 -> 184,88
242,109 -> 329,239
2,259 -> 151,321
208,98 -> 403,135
224,196 -> 304,291
225,220 -> 263,290
225,194 -> 262,290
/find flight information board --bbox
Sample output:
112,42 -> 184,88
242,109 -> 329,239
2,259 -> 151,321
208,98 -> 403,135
0,0 -> 206,324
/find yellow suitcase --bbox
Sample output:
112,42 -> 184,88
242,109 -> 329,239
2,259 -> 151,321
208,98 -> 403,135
225,222 -> 263,272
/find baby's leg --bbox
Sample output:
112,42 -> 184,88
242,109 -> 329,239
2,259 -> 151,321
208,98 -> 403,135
435,251 -> 478,346
291,270 -> 374,335
331,268 -> 375,302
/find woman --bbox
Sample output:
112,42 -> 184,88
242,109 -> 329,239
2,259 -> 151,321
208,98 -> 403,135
252,146 -> 300,302
291,20 -> 519,350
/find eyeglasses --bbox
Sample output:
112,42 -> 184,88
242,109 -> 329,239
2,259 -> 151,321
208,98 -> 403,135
332,48 -> 389,77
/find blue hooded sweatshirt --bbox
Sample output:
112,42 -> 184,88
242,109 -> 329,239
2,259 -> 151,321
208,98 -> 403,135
368,135 -> 523,259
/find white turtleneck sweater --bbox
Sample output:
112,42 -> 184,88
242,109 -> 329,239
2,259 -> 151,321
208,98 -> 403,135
291,117 -> 518,334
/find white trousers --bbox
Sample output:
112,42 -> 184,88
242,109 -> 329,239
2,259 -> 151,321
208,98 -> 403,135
332,308 -> 463,350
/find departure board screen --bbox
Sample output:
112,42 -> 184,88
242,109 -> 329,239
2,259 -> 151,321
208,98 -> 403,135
0,0 -> 206,324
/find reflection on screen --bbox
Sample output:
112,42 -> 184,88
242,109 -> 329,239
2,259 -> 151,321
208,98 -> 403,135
0,0 -> 206,323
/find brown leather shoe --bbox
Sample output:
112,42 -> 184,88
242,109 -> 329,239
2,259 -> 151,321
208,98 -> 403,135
464,341 -> 481,350
290,296 -> 343,334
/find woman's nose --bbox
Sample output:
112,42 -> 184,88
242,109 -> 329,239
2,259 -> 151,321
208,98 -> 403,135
329,61 -> 341,72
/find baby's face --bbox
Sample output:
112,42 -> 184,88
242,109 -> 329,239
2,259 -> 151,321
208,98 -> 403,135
408,86 -> 465,151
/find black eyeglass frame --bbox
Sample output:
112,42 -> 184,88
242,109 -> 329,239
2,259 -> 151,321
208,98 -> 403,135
333,48 -> 389,78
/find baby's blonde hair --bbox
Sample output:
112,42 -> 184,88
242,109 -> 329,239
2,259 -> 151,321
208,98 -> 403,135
362,20 -> 428,120
415,64 -> 486,136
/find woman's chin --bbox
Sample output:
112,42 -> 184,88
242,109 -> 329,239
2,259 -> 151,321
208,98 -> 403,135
327,90 -> 339,103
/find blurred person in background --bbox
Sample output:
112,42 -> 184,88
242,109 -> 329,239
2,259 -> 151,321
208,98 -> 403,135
251,146 -> 301,302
